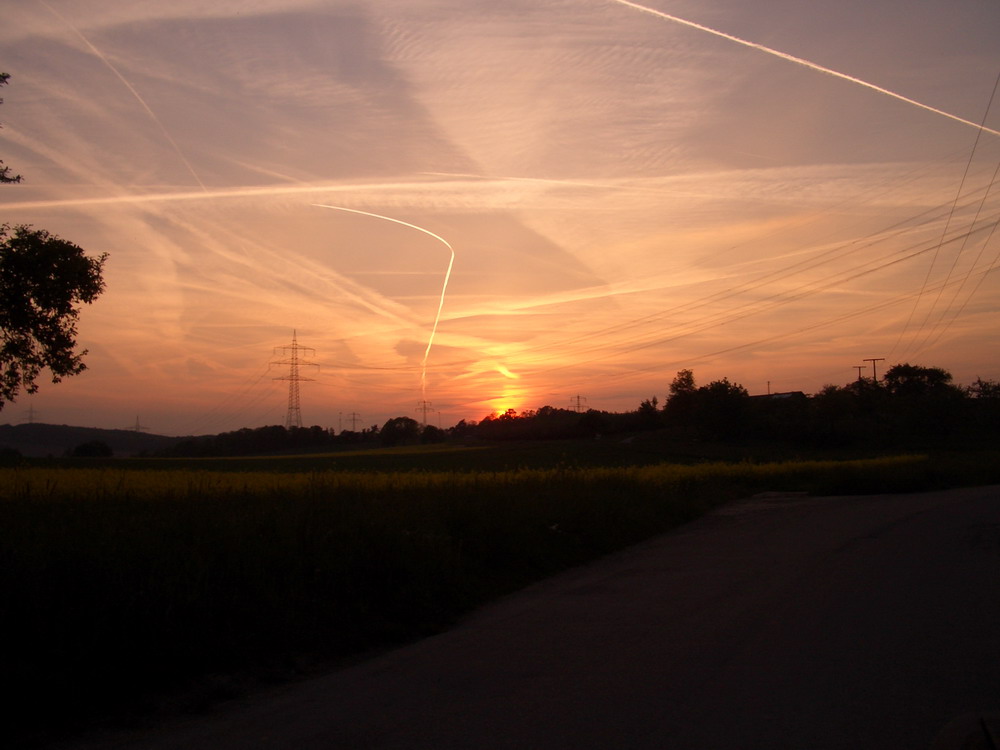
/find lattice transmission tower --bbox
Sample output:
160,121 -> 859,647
272,330 -> 318,428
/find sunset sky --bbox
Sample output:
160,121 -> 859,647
2,0 -> 999,435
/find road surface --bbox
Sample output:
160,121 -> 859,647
70,485 -> 1000,749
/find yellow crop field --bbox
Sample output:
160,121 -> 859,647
0,453 -> 929,502
8,448 -> 992,744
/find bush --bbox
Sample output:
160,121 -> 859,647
70,440 -> 113,457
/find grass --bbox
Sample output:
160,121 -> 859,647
3,445 -> 999,745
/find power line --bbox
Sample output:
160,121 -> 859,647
175,358 -> 275,436
917,220 -> 1000,356
895,66 -> 1000,356
910,168 -> 1000,353
554,270 -> 981,394
512,217 -> 998,380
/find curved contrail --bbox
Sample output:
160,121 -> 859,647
610,0 -> 1000,138
311,204 -> 455,396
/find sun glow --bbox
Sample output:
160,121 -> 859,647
487,386 -> 528,419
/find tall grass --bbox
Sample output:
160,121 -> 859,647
2,452 -> 994,742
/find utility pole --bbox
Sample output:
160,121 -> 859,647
853,365 -> 866,382
346,412 -> 361,431
416,400 -> 433,427
569,394 -> 588,413
272,330 -> 318,429
129,416 -> 147,433
863,357 -> 886,382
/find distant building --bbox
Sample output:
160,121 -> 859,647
750,391 -> 807,400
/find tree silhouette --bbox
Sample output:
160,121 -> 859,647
669,368 -> 696,397
695,378 -> 750,440
1,74 -> 107,407
0,73 -> 21,185
663,369 -> 698,430
881,363 -> 964,442
70,440 -> 113,458
882,363 -> 957,398
968,378 -> 1000,400
380,416 -> 421,446
1,225 -> 107,406
632,396 -> 659,431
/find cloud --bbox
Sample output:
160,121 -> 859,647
2,0 -> 998,432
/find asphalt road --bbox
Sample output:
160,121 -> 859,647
73,485 -> 999,749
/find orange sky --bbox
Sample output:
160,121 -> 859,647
2,0 -> 999,434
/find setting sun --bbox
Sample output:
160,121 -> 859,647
486,397 -> 525,420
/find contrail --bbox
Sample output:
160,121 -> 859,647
37,0 -> 206,189
0,180 -> 442,211
610,0 -> 1000,138
311,204 -> 455,396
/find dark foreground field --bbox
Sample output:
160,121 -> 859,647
65,484 -> 1000,750
3,439 -> 999,746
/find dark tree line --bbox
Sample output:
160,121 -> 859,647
163,425 -> 359,457
655,364 -> 998,448
443,363 -> 999,448
162,419 -> 448,457
155,362 -> 999,457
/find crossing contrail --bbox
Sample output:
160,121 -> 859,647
610,0 -> 1000,138
37,0 -> 206,189
311,204 -> 455,397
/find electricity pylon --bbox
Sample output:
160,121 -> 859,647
272,330 -> 318,428
416,400 -> 433,427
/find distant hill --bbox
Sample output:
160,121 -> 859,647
0,423 -> 187,457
